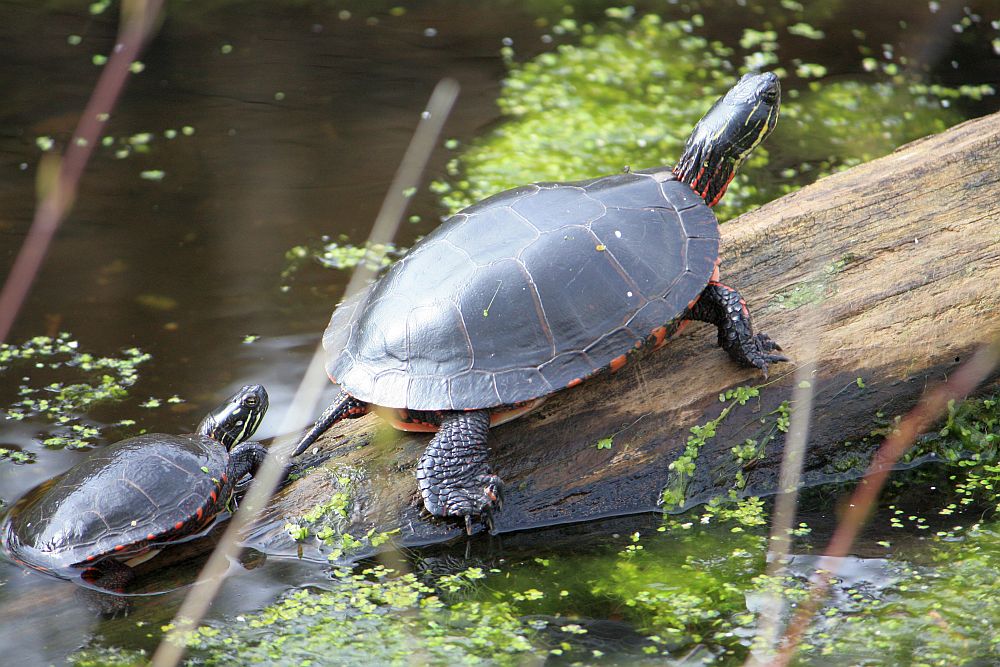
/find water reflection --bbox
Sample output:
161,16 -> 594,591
0,0 -> 997,664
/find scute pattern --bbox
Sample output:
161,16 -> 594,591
325,167 -> 720,410
6,434 -> 227,572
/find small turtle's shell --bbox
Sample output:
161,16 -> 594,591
2,434 -> 233,577
326,167 -> 719,411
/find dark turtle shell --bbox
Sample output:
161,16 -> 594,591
325,167 -> 719,411
1,433 -> 233,577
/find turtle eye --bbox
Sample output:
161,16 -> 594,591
244,396 -> 258,407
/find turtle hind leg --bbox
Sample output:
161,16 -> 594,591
415,410 -> 503,534
292,391 -> 369,457
687,281 -> 789,377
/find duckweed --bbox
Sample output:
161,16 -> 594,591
188,565 -> 536,666
433,10 -> 987,223
0,333 -> 153,449
281,238 -> 408,281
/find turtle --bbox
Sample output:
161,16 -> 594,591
1,384 -> 269,593
292,72 -> 787,532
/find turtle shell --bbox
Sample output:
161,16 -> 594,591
1,433 -> 233,577
325,167 -> 719,411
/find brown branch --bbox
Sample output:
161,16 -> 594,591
773,336 -> 1000,665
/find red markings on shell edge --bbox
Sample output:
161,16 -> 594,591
221,473 -> 228,484
147,533 -> 156,541
86,555 -> 96,561
609,354 -> 628,372
567,378 -> 583,388
113,544 -> 125,552
174,521 -> 184,530
196,507 -> 204,520
209,490 -> 218,503
651,326 -> 668,349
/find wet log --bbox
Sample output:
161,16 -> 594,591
251,111 -> 1000,556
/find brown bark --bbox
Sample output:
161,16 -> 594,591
249,111 -> 1000,556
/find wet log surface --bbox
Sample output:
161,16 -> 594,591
250,111 -> 1000,556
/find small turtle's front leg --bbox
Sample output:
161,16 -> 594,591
79,559 -> 135,616
687,281 -> 789,377
229,441 -> 267,482
415,410 -> 502,534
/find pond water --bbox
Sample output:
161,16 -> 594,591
0,0 -> 998,665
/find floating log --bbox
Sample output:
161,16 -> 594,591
250,110 -> 1000,556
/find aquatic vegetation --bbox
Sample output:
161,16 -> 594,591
187,565 -> 536,666
0,333 -> 154,449
799,525 -> 1000,665
662,384 -> 761,510
281,237 -> 408,282
433,10 -> 989,222
71,646 -> 147,667
183,523 -> 771,665
0,447 -> 34,464
282,472 -> 400,561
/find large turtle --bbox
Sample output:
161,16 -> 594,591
1,385 -> 268,592
293,72 -> 786,531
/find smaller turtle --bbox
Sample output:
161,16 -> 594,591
1,384 -> 268,594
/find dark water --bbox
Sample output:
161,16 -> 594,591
0,0 -> 997,664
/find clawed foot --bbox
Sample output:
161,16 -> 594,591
421,472 -> 505,536
742,332 -> 789,378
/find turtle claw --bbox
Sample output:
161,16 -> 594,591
746,332 -> 789,379
464,515 -> 474,536
754,333 -> 783,353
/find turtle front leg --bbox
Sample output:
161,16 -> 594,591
229,441 -> 267,481
415,410 -> 502,534
79,559 -> 135,616
687,281 -> 789,377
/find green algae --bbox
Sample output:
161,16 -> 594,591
71,646 -> 147,667
186,565 -> 536,666
0,333 -> 153,449
281,238 -> 409,286
282,471 -> 401,561
797,526 -> 1000,666
769,257 -> 855,311
662,384 -> 762,510
185,520 -> 773,665
433,9 -> 988,223
0,447 -> 34,464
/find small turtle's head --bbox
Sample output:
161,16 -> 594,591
198,384 -> 269,450
674,72 -> 780,207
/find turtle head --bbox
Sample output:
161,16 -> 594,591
198,384 -> 269,450
674,71 -> 780,207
